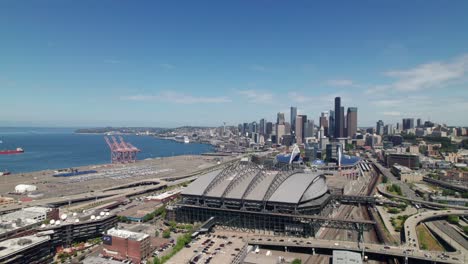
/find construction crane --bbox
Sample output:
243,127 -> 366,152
104,136 -> 141,164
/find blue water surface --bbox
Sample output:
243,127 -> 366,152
0,127 -> 213,173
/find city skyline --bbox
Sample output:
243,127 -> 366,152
2,1 -> 468,127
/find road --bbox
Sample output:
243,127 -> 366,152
371,159 -> 417,199
404,209 -> 468,251
245,235 -> 465,264
427,220 -> 468,251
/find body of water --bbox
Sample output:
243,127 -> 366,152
0,127 -> 213,173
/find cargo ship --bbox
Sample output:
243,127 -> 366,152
0,148 -> 24,155
53,168 -> 98,177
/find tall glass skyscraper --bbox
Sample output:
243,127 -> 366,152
290,106 -> 297,137
334,97 -> 342,138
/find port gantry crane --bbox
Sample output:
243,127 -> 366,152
104,136 -> 141,164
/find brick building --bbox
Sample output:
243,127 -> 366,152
102,228 -> 151,263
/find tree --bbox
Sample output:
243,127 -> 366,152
153,257 -> 161,264
447,215 -> 459,224
382,175 -> 388,184
163,229 -> 171,239
387,208 -> 400,214
463,226 -> 468,235
292,259 -> 302,264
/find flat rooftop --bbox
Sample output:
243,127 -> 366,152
107,227 -> 148,241
0,235 -> 49,258
82,256 -> 123,264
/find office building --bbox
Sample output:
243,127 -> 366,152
102,228 -> 151,264
265,122 -> 273,135
326,142 -> 343,162
329,110 -> 335,138
304,120 -> 314,138
276,124 -> 286,144
340,106 -> 345,137
277,112 -> 285,125
346,107 -> 357,138
334,97 -> 342,138
259,119 -> 265,135
385,152 -> 420,169
402,118 -> 415,130
295,115 -> 305,144
0,235 -> 53,264
290,107 -> 297,137
391,164 -> 423,183
417,118 -> 422,127
384,124 -> 394,135
319,112 -> 329,137
376,120 -> 384,135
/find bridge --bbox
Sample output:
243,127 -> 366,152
423,177 -> 468,192
245,235 -> 465,264
404,209 -> 468,251
332,195 -> 403,207
377,185 -> 468,210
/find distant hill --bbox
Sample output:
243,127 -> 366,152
74,127 -> 169,134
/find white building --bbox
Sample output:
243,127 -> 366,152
14,184 -> 37,194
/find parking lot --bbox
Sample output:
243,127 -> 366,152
166,230 -> 246,264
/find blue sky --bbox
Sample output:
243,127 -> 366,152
1,1 -> 468,127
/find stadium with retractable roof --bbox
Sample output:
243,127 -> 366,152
172,157 -> 336,237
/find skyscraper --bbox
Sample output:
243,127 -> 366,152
417,118 -> 422,127
319,112 -> 329,137
305,120 -> 314,138
329,110 -> 335,138
295,115 -> 307,144
376,120 -> 384,135
295,115 -> 304,144
340,106 -> 345,137
334,97 -> 341,138
265,122 -> 273,135
277,112 -> 285,125
276,124 -> 285,144
259,118 -> 265,135
402,118 -> 415,130
346,107 -> 357,138
290,107 -> 297,137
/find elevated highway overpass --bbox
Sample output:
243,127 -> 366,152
245,235 -> 465,264
404,209 -> 468,251
246,236 -> 465,264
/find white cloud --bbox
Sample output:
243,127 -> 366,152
372,99 -> 402,107
237,89 -> 274,103
383,54 -> 468,92
121,91 -> 231,104
159,63 -> 175,70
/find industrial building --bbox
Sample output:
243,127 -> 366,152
391,164 -> 423,183
102,228 -> 151,264
384,152 -> 420,169
173,160 -> 333,237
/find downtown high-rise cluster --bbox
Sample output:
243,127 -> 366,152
237,96 -> 358,147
